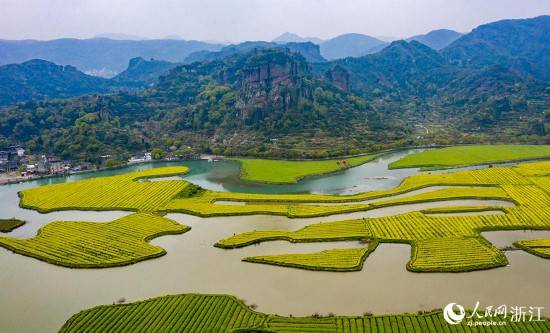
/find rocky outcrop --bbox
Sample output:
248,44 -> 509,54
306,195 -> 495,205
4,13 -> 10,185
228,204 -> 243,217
282,42 -> 325,63
185,41 -> 325,64
112,57 -> 178,87
233,50 -> 310,119
325,65 -> 350,92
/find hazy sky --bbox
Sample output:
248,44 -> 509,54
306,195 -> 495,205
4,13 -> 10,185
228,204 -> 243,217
1,0 -> 549,42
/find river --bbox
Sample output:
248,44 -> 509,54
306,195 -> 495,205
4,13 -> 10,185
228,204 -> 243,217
0,149 -> 548,332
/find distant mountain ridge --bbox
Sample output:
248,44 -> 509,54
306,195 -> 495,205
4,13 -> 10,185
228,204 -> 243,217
272,32 -> 324,45
407,29 -> 463,50
0,57 -> 182,106
0,59 -> 111,106
443,15 -> 550,80
273,29 -> 462,60
0,38 -> 222,76
94,33 -> 149,40
112,57 -> 179,87
273,32 -> 390,60
319,33 -> 387,60
185,41 -> 326,63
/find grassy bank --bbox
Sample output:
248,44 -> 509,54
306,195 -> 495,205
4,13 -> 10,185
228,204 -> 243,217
237,154 -> 380,184
0,218 -> 25,232
389,145 -> 550,170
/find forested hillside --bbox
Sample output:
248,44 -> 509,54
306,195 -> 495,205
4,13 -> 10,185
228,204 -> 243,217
0,60 -> 111,106
0,16 -> 548,161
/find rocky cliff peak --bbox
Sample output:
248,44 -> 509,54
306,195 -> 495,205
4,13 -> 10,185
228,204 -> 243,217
231,49 -> 310,119
325,65 -> 350,92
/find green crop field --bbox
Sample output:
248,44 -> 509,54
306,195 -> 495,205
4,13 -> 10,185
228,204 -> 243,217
237,154 -> 379,184
60,293 -> 550,333
217,161 -> 550,272
389,145 -> 550,170
0,218 -> 25,232
514,238 -> 550,259
0,213 -> 189,268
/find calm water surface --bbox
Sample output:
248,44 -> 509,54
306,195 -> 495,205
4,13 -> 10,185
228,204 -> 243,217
0,149 -> 548,332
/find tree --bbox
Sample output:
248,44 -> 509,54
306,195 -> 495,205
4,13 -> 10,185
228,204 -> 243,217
151,148 -> 166,160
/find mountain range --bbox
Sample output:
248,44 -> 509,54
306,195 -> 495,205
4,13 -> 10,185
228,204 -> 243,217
407,29 -> 463,50
271,30 -> 463,60
0,38 -> 222,76
0,28 -> 464,78
0,15 -> 548,160
272,32 -> 324,45
442,15 -> 550,80
184,41 -> 326,63
0,57 -> 183,106
0,60 -> 111,106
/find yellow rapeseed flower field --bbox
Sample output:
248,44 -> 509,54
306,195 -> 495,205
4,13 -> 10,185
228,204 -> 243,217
9,161 -> 550,272
0,213 -> 189,268
217,161 -> 550,272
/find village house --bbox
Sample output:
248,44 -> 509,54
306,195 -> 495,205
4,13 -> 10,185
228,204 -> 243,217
35,155 -> 69,175
0,146 -> 25,173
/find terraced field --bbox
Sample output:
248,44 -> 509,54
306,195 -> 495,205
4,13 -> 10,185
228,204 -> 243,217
389,145 -> 550,170
0,213 -> 189,268
515,238 -> 550,259
60,293 -> 550,333
217,161 -> 550,272
237,154 -> 379,184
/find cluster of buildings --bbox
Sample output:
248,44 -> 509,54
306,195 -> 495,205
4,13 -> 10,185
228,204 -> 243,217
128,152 -> 153,164
0,146 -> 90,177
23,156 -> 73,176
128,151 -> 200,164
0,146 -> 26,173
1,146 -> 201,180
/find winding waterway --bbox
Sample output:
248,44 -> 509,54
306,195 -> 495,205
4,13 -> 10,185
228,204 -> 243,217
0,149 -> 549,332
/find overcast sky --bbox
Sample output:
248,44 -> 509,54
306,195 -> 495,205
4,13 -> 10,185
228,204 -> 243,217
1,0 -> 549,42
